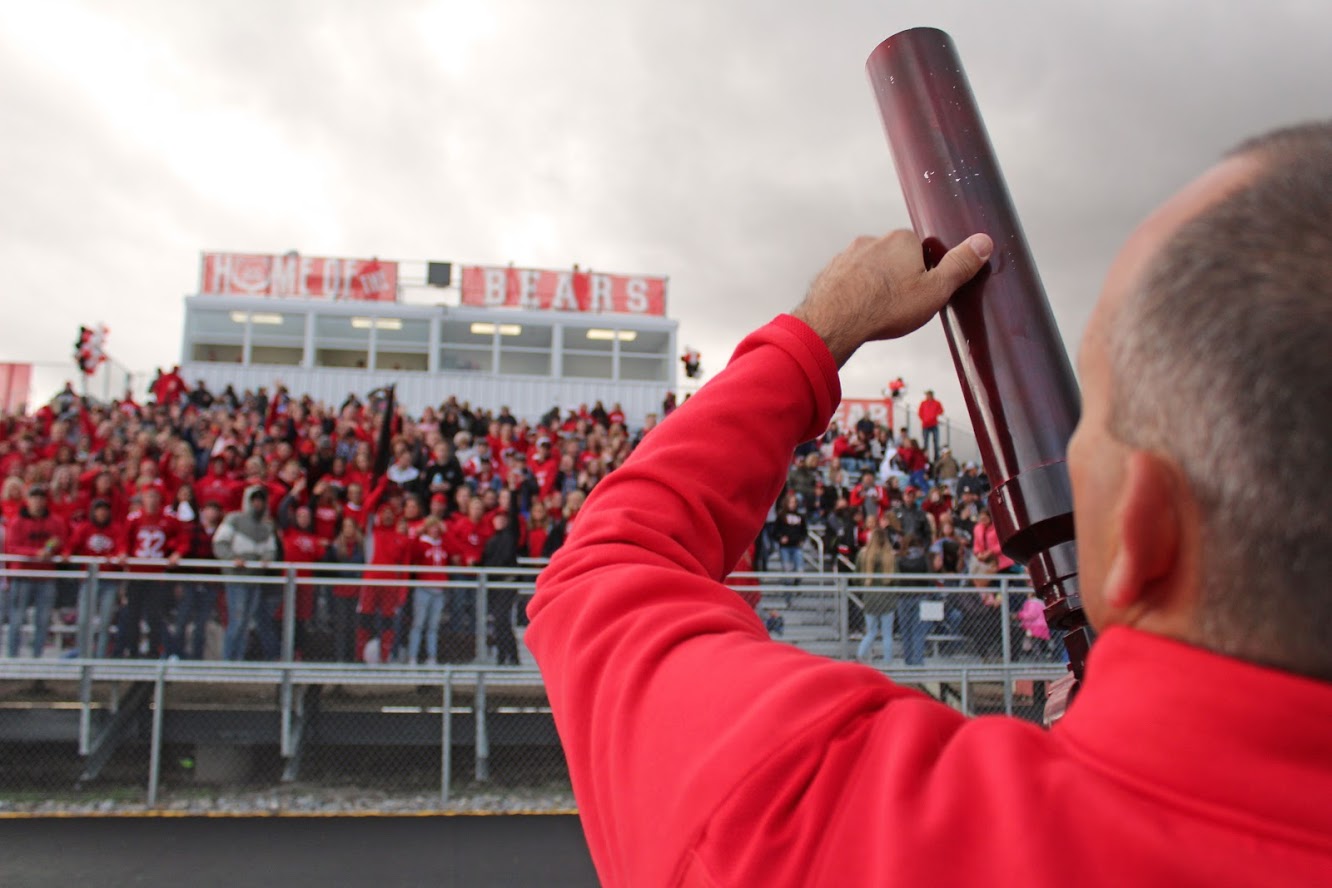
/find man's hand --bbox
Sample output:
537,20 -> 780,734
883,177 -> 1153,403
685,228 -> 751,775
791,231 -> 993,366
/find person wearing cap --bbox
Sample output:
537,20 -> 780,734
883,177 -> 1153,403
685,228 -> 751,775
212,485 -> 281,661
427,493 -> 449,522
65,497 -> 124,658
892,483 -> 935,545
956,460 -> 988,499
933,446 -> 960,497
4,484 -> 67,658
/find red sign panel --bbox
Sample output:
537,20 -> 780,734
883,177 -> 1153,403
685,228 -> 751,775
830,398 -> 894,432
0,363 -> 32,414
200,253 -> 398,302
459,266 -> 667,316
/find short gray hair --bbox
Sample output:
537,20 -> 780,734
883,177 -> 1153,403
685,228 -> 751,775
1108,121 -> 1332,679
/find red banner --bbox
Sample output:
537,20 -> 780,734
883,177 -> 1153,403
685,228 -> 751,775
200,253 -> 398,302
0,363 -> 32,414
459,266 -> 667,316
830,398 -> 894,432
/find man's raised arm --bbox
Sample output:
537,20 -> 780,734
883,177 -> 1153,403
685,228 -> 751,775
526,232 -> 992,887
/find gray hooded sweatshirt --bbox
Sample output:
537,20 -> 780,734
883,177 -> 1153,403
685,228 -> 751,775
212,484 -> 280,575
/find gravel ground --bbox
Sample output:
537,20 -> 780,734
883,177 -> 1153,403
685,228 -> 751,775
0,784 -> 577,815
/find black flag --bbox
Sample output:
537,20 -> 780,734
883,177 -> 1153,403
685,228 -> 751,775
372,383 -> 396,481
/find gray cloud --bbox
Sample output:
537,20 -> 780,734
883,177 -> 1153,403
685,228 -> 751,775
2,0 -> 1329,435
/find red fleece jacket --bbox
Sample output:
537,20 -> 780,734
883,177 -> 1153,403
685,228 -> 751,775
526,314 -> 1332,887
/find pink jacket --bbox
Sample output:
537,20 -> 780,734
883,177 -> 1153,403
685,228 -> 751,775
972,517 -> 1016,570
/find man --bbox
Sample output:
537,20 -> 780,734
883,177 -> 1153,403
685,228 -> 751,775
119,487 -> 187,658
526,122 -> 1332,885
918,389 -> 944,461
934,445 -> 960,496
846,470 -> 886,521
213,486 -> 280,661
955,460 -> 987,498
170,499 -> 223,660
5,485 -> 66,658
65,498 -> 122,658
893,484 -> 934,543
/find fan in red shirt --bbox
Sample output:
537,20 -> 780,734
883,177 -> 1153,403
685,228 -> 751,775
847,472 -> 888,520
918,389 -> 945,461
5,485 -> 68,658
525,500 -> 555,560
528,439 -> 560,501
119,487 -> 188,658
407,516 -> 452,665
311,482 -> 344,541
279,502 -> 328,655
357,501 -> 411,663
195,456 -> 241,513
447,498 -> 493,569
65,498 -> 124,658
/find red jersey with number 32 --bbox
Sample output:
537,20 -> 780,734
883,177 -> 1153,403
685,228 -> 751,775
123,511 -> 186,573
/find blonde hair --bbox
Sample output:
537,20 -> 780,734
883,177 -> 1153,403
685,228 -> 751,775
857,528 -> 897,580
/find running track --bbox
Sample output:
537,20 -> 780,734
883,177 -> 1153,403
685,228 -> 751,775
3,814 -> 599,887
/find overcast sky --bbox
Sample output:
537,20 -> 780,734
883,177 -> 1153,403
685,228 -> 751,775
2,0 -> 1328,438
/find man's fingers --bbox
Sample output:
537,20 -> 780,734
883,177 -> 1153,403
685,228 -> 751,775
929,234 -> 993,298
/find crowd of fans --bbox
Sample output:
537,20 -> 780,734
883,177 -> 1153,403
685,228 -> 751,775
766,408 -> 1050,665
0,370 -> 1047,666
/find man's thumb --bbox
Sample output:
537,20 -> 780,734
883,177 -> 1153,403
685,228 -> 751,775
931,234 -> 993,296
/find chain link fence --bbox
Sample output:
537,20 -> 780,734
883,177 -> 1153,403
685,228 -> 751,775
0,557 -> 1067,813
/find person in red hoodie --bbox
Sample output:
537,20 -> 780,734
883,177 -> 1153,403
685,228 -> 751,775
357,501 -> 410,663
445,497 -> 492,652
279,501 -> 327,658
918,388 -> 945,461
119,487 -> 187,658
195,455 -> 241,514
65,498 -> 123,657
527,129 -> 1332,888
407,516 -> 451,665
5,484 -> 67,658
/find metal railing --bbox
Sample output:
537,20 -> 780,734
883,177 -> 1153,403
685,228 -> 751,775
0,555 -> 1068,811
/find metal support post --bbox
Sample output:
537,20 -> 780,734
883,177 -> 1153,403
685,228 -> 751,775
836,577 -> 850,659
147,662 -> 166,806
281,568 -> 297,663
474,671 -> 489,783
78,664 -> 93,756
77,564 -> 98,658
441,670 -> 453,806
475,574 -> 489,664
960,668 -> 971,717
1000,579 -> 1014,716
280,668 -> 293,757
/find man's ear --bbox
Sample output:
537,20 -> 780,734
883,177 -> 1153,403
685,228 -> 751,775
1099,450 -> 1181,612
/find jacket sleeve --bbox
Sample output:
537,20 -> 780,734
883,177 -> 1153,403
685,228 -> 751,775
525,316 -> 979,887
212,517 -> 236,561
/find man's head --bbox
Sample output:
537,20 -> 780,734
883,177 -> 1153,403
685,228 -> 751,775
246,486 -> 268,518
1069,122 -> 1332,679
26,484 -> 48,515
